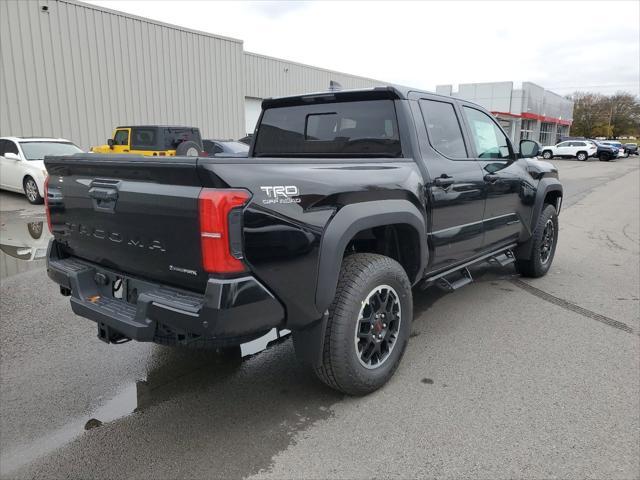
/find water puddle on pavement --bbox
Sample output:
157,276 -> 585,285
0,211 -> 51,280
0,211 -> 293,475
0,328 -> 292,475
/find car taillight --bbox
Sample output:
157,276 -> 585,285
199,189 -> 250,274
44,175 -> 52,232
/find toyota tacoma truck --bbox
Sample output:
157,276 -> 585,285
44,86 -> 562,395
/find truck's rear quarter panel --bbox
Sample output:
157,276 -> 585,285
198,158 -> 424,326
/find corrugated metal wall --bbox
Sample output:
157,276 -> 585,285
0,0 -> 245,149
243,52 -> 382,99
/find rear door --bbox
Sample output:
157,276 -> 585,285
415,96 -> 486,271
460,105 -> 522,249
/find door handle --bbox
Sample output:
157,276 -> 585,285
484,174 -> 499,183
434,175 -> 454,188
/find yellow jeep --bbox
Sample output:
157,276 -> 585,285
91,126 -> 203,156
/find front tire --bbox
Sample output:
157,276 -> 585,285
23,176 -> 43,204
516,204 -> 559,278
542,150 -> 553,160
314,253 -> 412,395
599,153 -> 611,162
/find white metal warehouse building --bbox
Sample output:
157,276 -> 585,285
1,0 -> 383,150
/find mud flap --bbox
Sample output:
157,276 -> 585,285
292,311 -> 329,368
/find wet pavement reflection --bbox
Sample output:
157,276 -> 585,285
0,211 -> 51,279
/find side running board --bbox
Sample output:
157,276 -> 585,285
422,244 -> 517,292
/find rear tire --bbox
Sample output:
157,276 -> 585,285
314,253 -> 412,396
516,204 -> 558,278
23,176 -> 43,204
542,150 -> 553,160
576,151 -> 587,161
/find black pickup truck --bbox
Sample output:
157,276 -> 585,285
45,86 -> 562,395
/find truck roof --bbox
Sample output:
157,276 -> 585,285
114,125 -> 199,130
261,85 -> 457,109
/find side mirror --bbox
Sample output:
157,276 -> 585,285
4,152 -> 20,161
107,138 -> 114,149
519,139 -> 540,159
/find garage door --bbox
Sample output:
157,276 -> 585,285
244,97 -> 262,136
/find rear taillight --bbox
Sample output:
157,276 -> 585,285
199,189 -> 250,274
44,175 -> 52,232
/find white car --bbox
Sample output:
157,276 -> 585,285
0,137 -> 83,204
540,140 -> 597,161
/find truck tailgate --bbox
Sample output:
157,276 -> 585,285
45,155 -> 208,292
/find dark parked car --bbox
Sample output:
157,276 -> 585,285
202,139 -> 249,157
238,134 -> 253,145
587,140 -> 619,161
624,143 -> 638,155
44,86 -> 562,395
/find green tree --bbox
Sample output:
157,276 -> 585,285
568,92 -> 608,137
568,91 -> 640,138
607,92 -> 640,138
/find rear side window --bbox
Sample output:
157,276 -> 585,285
254,100 -> 401,157
419,99 -> 467,159
131,128 -> 157,149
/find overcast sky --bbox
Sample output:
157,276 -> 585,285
88,0 -> 639,97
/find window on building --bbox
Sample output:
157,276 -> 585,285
419,99 -> 467,159
520,119 -> 535,140
463,106 -> 511,159
539,122 -> 554,146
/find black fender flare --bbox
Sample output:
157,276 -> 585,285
314,199 -> 428,314
517,178 -> 563,259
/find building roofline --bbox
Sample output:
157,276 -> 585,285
244,51 -> 385,84
68,0 -> 243,44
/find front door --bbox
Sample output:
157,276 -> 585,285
111,128 -> 131,153
0,139 -> 24,190
461,105 -> 522,250
417,97 -> 486,271
554,141 -> 572,157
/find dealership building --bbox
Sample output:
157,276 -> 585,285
1,0 -> 381,149
1,0 -> 573,150
436,82 -> 574,145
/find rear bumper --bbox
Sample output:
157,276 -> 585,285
47,240 -> 285,346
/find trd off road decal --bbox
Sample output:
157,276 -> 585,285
259,185 -> 301,205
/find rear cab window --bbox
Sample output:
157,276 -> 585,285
253,100 -> 402,157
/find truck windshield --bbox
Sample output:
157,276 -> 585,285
20,142 -> 82,160
254,100 -> 402,157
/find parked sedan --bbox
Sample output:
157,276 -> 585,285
0,137 -> 83,204
202,139 -> 249,157
624,143 -> 638,155
541,140 -> 597,161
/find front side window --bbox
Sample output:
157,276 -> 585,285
19,142 -> 82,160
419,99 -> 467,159
254,100 -> 401,157
113,129 -> 129,146
463,107 -> 511,159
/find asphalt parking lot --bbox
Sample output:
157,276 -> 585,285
1,157 -> 639,479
